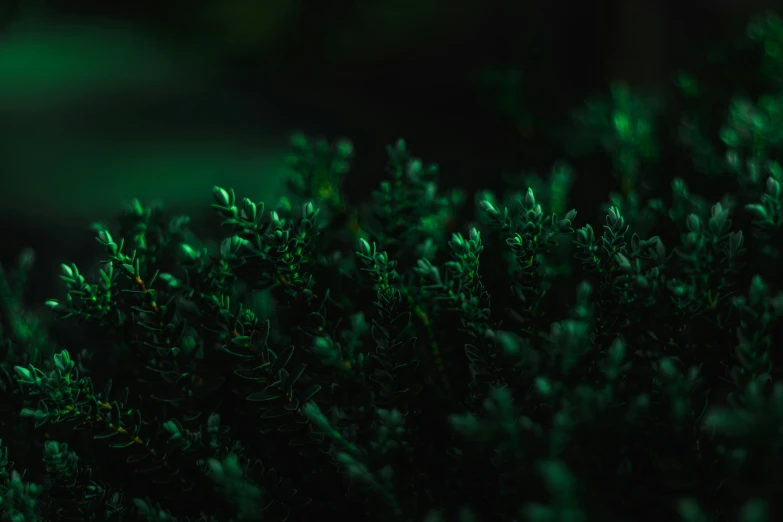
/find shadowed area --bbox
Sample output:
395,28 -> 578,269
0,8 -> 291,226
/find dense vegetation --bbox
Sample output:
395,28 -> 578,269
2,12 -> 783,522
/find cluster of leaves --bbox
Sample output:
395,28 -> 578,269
2,13 -> 783,522
0,125 -> 780,522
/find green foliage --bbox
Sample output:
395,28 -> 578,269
3,14 -> 783,522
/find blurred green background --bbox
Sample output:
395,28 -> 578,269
1,0 -> 782,293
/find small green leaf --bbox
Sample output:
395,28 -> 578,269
297,384 -> 321,403
246,391 -> 283,402
109,440 -> 136,449
271,346 -> 295,373
745,203 -> 769,221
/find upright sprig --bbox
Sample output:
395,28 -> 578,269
410,229 -> 492,401
357,239 -> 421,414
444,229 -> 490,338
481,188 -> 577,338
441,229 -> 503,405
212,186 -> 321,302
370,140 -> 462,255
574,206 -> 629,284
672,202 -> 746,319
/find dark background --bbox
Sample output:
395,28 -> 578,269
1,0 -> 781,302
